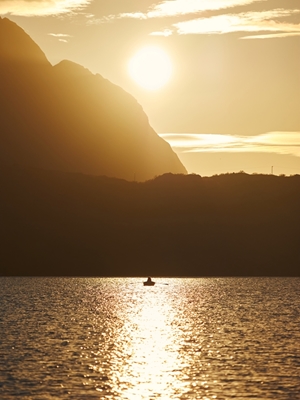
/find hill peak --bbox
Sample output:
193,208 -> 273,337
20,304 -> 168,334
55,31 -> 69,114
0,17 -> 49,66
54,60 -> 93,77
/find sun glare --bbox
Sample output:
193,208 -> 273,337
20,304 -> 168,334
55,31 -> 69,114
128,46 -> 173,90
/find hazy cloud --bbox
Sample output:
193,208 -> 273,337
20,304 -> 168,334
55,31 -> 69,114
160,132 -> 300,157
173,9 -> 300,35
0,0 -> 91,17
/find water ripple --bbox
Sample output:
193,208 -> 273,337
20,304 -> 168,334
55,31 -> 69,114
0,277 -> 300,399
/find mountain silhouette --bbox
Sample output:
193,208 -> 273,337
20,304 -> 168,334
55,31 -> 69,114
0,17 -> 186,180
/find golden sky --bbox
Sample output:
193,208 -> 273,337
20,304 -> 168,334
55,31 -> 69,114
2,0 -> 300,176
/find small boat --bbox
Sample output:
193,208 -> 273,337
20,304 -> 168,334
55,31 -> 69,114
143,277 -> 155,286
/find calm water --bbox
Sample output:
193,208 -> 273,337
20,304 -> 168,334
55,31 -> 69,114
0,277 -> 299,399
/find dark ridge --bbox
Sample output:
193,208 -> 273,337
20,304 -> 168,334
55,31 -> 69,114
1,166 -> 299,277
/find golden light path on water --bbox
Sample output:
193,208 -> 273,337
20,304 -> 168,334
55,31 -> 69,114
115,285 -> 182,398
87,278 -> 222,399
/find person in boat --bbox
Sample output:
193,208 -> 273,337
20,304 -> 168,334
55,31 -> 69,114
146,277 -> 153,283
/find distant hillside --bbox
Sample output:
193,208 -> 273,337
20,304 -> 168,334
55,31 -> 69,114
1,166 -> 299,276
0,17 -> 186,181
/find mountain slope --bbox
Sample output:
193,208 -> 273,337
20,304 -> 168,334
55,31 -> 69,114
0,17 -> 186,180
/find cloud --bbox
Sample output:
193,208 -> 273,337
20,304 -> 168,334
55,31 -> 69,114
159,132 -> 300,157
117,0 -> 264,19
150,29 -> 173,36
48,33 -> 72,42
102,1 -> 300,39
242,32 -> 300,39
48,33 -> 72,37
173,9 -> 300,35
0,0 -> 91,17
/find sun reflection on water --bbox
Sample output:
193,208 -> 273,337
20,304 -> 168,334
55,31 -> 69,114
85,278 -> 222,399
110,283 -> 186,398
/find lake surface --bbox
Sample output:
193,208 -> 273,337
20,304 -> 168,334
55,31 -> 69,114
0,277 -> 299,399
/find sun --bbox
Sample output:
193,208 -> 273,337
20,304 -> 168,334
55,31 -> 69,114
128,46 -> 173,91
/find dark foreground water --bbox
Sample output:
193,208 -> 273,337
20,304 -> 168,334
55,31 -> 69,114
0,277 -> 299,399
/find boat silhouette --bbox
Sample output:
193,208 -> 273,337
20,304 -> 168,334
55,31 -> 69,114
143,277 -> 155,286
